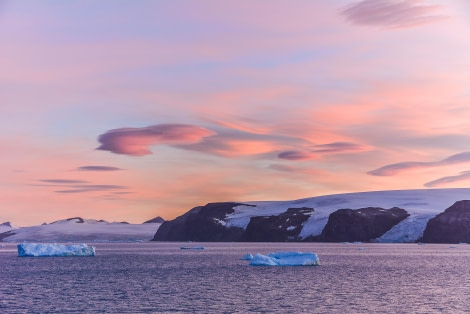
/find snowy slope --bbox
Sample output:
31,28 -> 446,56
1,218 -> 162,242
226,189 -> 470,242
0,222 -> 18,234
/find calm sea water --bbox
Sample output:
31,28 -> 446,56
1,242 -> 469,313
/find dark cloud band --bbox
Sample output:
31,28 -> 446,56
424,171 -> 470,188
77,166 -> 123,171
368,151 -> 470,176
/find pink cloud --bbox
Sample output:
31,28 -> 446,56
97,124 -> 216,156
368,151 -> 470,176
341,0 -> 447,29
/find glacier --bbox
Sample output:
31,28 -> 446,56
17,243 -> 96,257
224,188 -> 470,242
249,251 -> 319,266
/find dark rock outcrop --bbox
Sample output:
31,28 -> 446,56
50,217 -> 85,224
242,207 -> 314,242
143,216 -> 165,224
152,202 -> 250,241
422,200 -> 470,243
319,207 -> 409,242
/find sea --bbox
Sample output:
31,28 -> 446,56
1,242 -> 469,313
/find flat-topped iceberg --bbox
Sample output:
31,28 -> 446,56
249,251 -> 319,266
17,243 -> 96,257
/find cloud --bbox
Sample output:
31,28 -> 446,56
97,124 -> 216,156
77,166 -> 124,171
368,151 -> 470,176
278,150 -> 316,161
313,142 -> 366,153
39,179 -> 89,184
278,142 -> 367,161
175,127 -> 307,158
37,179 -> 128,194
424,171 -> 470,187
341,0 -> 446,29
55,185 -> 128,193
268,164 -> 298,172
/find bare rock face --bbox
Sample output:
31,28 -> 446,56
319,207 -> 409,242
242,207 -> 314,242
422,200 -> 470,243
152,202 -> 248,241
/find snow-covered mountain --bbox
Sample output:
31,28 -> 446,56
153,188 -> 470,243
1,217 -> 162,242
0,221 -> 18,233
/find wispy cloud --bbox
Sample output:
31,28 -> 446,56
55,185 -> 128,193
278,150 -> 316,161
37,180 -> 128,194
278,142 -> 367,161
424,171 -> 470,187
313,142 -> 366,153
268,164 -> 298,172
39,179 -> 89,184
368,151 -> 470,176
77,166 -> 124,171
341,0 -> 446,29
97,124 -> 216,156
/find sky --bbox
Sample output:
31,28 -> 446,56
1,0 -> 470,226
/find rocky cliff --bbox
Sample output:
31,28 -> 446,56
319,207 -> 409,242
152,202 -> 248,241
422,200 -> 470,243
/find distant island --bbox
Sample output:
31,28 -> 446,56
0,217 -> 164,243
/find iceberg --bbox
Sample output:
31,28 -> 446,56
249,251 -> 319,266
240,253 -> 253,260
17,243 -> 96,257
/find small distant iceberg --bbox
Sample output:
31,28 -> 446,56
180,246 -> 204,250
249,251 -> 319,266
17,243 -> 95,257
240,253 -> 253,260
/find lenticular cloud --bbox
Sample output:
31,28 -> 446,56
97,124 -> 216,156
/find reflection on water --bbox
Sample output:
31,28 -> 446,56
1,243 -> 469,313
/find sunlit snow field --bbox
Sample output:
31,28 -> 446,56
1,242 -> 469,313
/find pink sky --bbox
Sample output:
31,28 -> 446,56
1,0 -> 470,226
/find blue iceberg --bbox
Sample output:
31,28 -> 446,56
17,243 -> 95,257
249,251 -> 319,266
